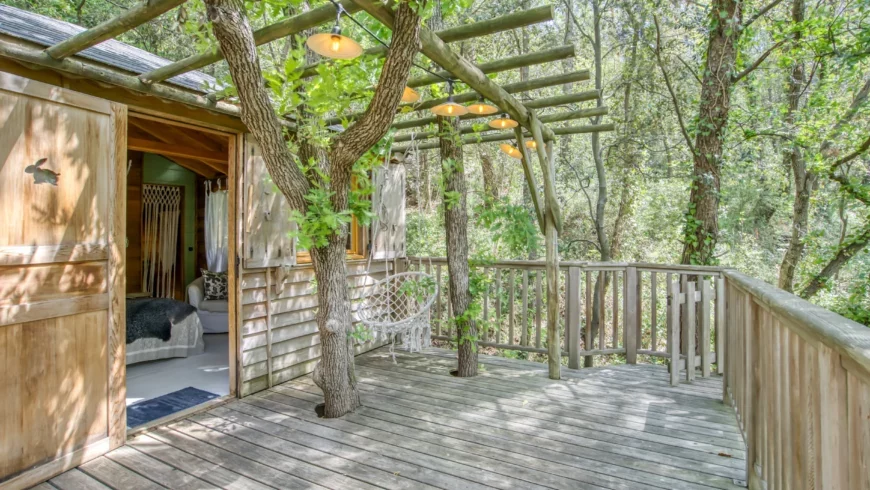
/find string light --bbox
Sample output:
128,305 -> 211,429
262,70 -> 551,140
305,6 -> 363,60
402,87 -> 421,103
467,98 -> 498,115
499,143 -> 523,159
431,80 -> 468,117
489,113 -> 518,129
525,140 -> 537,149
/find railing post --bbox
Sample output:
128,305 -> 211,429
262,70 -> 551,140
686,281 -> 696,382
567,266 -> 581,369
624,266 -> 638,364
716,276 -> 725,376
700,279 -> 711,378
669,279 -> 681,386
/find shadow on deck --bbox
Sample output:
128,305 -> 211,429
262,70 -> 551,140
39,348 -> 747,490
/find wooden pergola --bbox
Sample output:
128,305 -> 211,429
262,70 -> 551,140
0,0 -> 614,379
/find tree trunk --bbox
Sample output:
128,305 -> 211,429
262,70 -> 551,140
586,0 -> 610,367
479,148 -> 498,203
205,0 -> 421,418
680,0 -> 743,265
439,105 -> 478,377
778,0 -> 811,292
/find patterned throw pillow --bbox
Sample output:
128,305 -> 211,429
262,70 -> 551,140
201,269 -> 228,301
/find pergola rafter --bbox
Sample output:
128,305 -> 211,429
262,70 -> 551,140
45,0 -> 186,60
326,71 -> 592,126
394,108 -> 610,143
391,91 -> 602,130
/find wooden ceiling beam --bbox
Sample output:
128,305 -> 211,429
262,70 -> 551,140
161,155 -> 220,179
45,0 -> 187,60
128,137 -> 227,165
129,116 -> 224,152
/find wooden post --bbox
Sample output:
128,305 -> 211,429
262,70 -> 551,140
521,270 -> 529,346
700,279 -> 712,377
545,212 -> 560,379
716,276 -> 726,375
686,281 -> 697,383
513,128 -> 545,232
567,266 -> 582,369
669,279 -> 681,386
624,266 -> 638,364
651,272 -> 658,351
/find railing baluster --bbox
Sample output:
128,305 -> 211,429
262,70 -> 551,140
669,279 -> 681,386
508,268 -> 515,345
585,270 -> 592,353
700,278 -> 711,377
494,268 -> 501,345
649,271 -> 658,352
598,271 -> 605,350
686,281 -> 696,382
567,266 -> 581,369
535,271 -> 542,349
613,270 -> 620,349
521,270 -> 529,346
715,276 -> 725,375
635,269 -> 642,351
436,264 -> 442,337
482,267 -> 490,343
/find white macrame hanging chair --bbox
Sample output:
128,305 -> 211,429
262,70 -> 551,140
357,140 -> 438,363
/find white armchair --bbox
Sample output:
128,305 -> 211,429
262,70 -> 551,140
187,276 -> 229,333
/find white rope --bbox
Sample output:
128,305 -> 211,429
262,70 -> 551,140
142,184 -> 181,298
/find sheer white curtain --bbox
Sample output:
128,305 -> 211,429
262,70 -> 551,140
205,181 -> 229,272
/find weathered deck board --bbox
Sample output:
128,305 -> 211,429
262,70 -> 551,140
38,348 -> 746,489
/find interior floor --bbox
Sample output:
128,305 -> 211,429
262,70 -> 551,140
126,333 -> 230,408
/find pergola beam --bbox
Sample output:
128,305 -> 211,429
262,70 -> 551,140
299,5 -> 555,78
394,107 -> 608,142
393,123 -> 615,151
407,44 -> 575,88
349,0 -> 557,141
326,70 -> 590,126
45,0 -> 187,60
139,0 -> 362,84
392,90 -> 600,130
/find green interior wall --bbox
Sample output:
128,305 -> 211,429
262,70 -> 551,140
143,154 -> 198,288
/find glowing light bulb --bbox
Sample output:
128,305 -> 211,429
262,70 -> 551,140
447,105 -> 454,114
330,35 -> 341,52
478,106 -> 484,113
500,120 -> 506,128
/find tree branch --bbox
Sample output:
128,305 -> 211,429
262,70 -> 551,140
743,0 -> 785,29
653,15 -> 695,154
732,39 -> 787,83
830,133 -> 870,172
331,2 -> 421,169
800,218 -> 870,299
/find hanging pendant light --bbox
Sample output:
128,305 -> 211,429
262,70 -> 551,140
489,113 -> 518,129
402,86 -> 421,103
499,143 -> 523,160
431,80 -> 468,117
467,98 -> 498,115
306,6 -> 363,60
525,140 -> 537,149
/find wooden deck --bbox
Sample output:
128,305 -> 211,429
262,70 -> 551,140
37,348 -> 747,490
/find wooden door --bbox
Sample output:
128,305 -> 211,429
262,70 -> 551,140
0,73 -> 127,489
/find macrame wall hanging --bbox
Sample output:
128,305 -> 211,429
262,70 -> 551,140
142,184 -> 182,298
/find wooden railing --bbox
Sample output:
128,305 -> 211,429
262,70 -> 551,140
405,257 -> 726,379
722,270 -> 870,490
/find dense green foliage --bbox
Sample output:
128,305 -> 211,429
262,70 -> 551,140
18,0 -> 869,325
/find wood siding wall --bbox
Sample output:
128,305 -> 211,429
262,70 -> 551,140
0,73 -> 127,488
238,262 -> 391,396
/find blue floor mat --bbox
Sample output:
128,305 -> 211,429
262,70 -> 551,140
127,387 -> 219,428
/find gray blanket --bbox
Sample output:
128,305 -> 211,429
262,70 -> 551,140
126,298 -> 197,344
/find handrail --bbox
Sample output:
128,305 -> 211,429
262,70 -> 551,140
407,256 -> 728,273
724,269 -> 870,378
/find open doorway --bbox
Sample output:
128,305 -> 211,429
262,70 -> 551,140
124,115 -> 234,428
